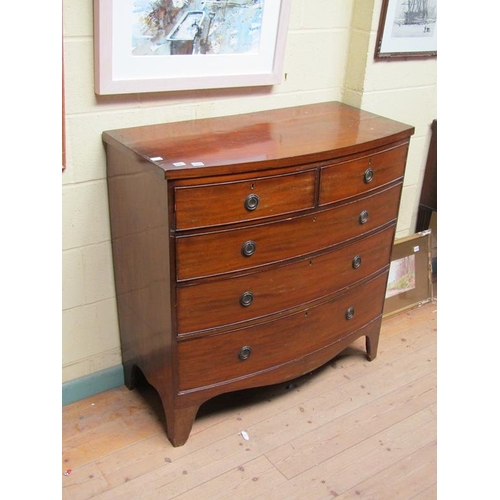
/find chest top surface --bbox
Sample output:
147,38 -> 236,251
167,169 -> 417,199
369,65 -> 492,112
102,102 -> 414,179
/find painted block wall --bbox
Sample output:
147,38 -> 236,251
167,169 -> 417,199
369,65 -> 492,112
345,0 -> 437,239
62,0 -> 437,389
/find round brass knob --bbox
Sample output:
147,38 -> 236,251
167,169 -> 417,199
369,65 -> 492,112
244,193 -> 260,211
359,210 -> 369,225
241,240 -> 257,257
345,306 -> 355,320
352,255 -> 362,269
238,346 -> 252,360
364,167 -> 374,183
240,291 -> 254,307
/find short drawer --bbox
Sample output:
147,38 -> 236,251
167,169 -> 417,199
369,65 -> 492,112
319,144 -> 409,206
176,225 -> 395,334
176,183 -> 402,281
177,271 -> 388,390
174,170 -> 316,230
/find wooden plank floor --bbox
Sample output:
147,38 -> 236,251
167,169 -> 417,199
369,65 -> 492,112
62,284 -> 437,499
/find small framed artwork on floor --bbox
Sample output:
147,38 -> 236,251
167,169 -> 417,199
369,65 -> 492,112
383,229 -> 433,317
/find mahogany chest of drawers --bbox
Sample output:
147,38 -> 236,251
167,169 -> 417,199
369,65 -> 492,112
103,102 -> 414,447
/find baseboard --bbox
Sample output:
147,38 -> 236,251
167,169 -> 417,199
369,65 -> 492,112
62,365 -> 124,406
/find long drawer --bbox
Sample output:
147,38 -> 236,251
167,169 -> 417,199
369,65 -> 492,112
319,143 -> 408,205
174,169 -> 317,230
176,225 -> 395,334
176,183 -> 402,281
177,271 -> 388,391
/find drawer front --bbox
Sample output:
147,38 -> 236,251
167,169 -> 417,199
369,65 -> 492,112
174,170 -> 316,230
319,144 -> 408,206
177,272 -> 388,390
176,225 -> 395,334
176,183 -> 401,281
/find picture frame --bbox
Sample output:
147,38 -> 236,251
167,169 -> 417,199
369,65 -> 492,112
374,0 -> 437,60
383,230 -> 433,317
93,0 -> 292,95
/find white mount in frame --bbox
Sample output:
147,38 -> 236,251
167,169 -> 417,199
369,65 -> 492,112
94,0 -> 292,95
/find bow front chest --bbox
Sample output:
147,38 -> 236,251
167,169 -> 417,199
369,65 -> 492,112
103,102 -> 414,446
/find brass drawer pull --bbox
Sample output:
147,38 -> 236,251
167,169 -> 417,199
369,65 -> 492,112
345,306 -> 355,320
352,255 -> 362,269
240,291 -> 254,307
359,210 -> 369,224
244,193 -> 260,211
238,346 -> 252,360
241,240 -> 257,257
364,167 -> 374,183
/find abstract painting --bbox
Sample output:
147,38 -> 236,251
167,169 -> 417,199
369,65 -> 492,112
131,0 -> 265,56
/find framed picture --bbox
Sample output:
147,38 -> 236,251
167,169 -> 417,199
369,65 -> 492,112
94,0 -> 292,95
375,0 -> 437,60
383,230 -> 433,317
